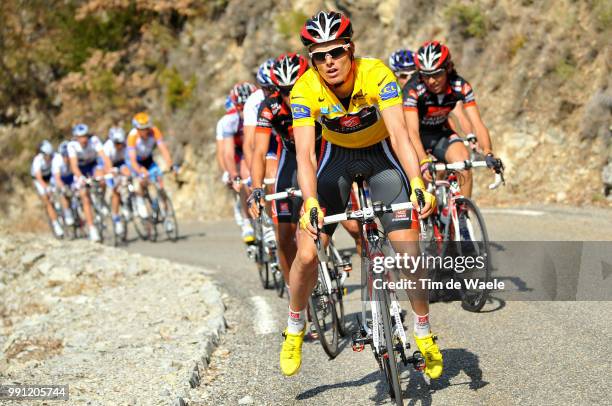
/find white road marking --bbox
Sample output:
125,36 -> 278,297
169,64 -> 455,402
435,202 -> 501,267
250,296 -> 278,334
481,208 -> 545,217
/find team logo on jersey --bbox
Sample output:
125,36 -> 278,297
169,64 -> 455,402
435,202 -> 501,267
379,82 -> 399,101
340,115 -> 361,128
279,201 -> 290,215
261,108 -> 273,120
291,104 -> 311,119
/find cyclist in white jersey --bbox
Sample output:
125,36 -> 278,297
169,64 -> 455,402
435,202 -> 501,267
104,127 -> 130,236
216,97 -> 248,228
51,141 -> 75,227
31,140 -> 63,237
220,82 -> 257,243
67,123 -> 112,242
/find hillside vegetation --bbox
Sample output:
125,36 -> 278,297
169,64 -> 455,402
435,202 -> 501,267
1,0 -> 610,222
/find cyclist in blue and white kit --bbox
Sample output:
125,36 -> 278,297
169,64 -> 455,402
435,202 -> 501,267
51,141 -> 75,228
67,123 -> 112,242
31,140 -> 63,237
104,127 -> 130,236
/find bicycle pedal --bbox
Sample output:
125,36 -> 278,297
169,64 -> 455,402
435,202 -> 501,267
412,350 -> 426,372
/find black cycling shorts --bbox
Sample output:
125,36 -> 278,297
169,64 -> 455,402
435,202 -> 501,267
421,128 -> 464,162
273,148 -> 300,224
316,139 -> 417,236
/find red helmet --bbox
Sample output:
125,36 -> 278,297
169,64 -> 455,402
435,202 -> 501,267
229,82 -> 257,107
270,53 -> 309,87
300,11 -> 353,48
415,41 -> 451,74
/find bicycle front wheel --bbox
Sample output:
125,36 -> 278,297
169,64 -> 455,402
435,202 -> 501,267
308,276 -> 339,358
159,190 -> 179,242
454,197 -> 491,312
378,286 -> 403,404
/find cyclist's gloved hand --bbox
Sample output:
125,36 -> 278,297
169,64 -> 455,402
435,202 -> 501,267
221,171 -> 230,185
232,176 -> 242,193
247,188 -> 265,218
410,178 -> 435,218
420,157 -> 433,182
299,197 -> 324,238
485,153 -> 499,170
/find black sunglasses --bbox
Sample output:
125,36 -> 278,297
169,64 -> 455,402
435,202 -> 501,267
419,70 -> 445,79
309,44 -> 350,64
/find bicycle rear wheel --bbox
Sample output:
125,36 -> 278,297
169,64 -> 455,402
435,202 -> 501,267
378,286 -> 403,404
454,197 -> 491,312
308,280 -> 339,358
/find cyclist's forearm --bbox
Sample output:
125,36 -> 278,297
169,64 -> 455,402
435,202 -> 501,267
215,140 -> 226,172
250,150 -> 266,189
242,125 -> 256,169
35,171 -> 46,187
474,123 -> 493,155
403,111 -> 428,163
159,143 -> 173,168
297,154 -> 317,202
223,147 -> 238,178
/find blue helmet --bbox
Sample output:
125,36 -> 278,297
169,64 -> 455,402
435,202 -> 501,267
388,49 -> 416,73
256,58 -> 275,88
72,123 -> 89,137
224,95 -> 234,112
59,141 -> 70,157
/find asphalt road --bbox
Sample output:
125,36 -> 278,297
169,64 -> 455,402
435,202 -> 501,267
125,206 -> 612,405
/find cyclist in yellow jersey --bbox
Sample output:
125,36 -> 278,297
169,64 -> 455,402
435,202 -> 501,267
279,11 -> 443,380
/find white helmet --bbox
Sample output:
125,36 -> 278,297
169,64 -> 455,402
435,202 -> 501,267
108,127 -> 126,144
39,140 -> 53,156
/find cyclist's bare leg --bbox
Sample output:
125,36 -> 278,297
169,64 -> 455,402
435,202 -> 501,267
388,228 -> 428,315
41,194 -> 57,221
80,188 -> 94,227
445,141 -> 472,197
288,230 -> 330,312
340,219 -> 361,253
277,222 -> 297,283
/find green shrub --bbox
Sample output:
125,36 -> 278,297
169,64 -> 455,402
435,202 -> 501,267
593,0 -> 612,31
276,10 -> 308,40
161,67 -> 197,110
553,58 -> 575,80
445,3 -> 489,39
508,34 -> 526,58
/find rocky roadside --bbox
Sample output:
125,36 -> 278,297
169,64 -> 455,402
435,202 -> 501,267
0,231 -> 225,405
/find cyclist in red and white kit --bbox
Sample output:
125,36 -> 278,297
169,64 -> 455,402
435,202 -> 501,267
403,41 -> 499,198
219,82 -> 258,243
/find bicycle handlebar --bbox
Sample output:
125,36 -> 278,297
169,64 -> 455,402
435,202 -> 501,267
323,201 -> 414,225
265,188 -> 303,201
431,160 -> 504,190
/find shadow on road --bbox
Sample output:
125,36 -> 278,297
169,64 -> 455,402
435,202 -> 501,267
296,347 -> 487,403
402,347 -> 488,405
296,370 -> 381,401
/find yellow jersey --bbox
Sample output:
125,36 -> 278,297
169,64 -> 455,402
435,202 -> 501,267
290,57 -> 402,148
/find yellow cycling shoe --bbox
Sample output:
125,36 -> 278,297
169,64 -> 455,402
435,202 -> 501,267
280,327 -> 305,376
414,333 -> 443,379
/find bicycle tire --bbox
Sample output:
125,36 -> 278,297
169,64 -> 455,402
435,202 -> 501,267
331,273 -> 346,337
159,189 -> 179,242
308,282 -> 339,358
256,229 -> 271,289
273,266 -> 285,297
454,197 -> 491,312
378,285 -> 403,404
